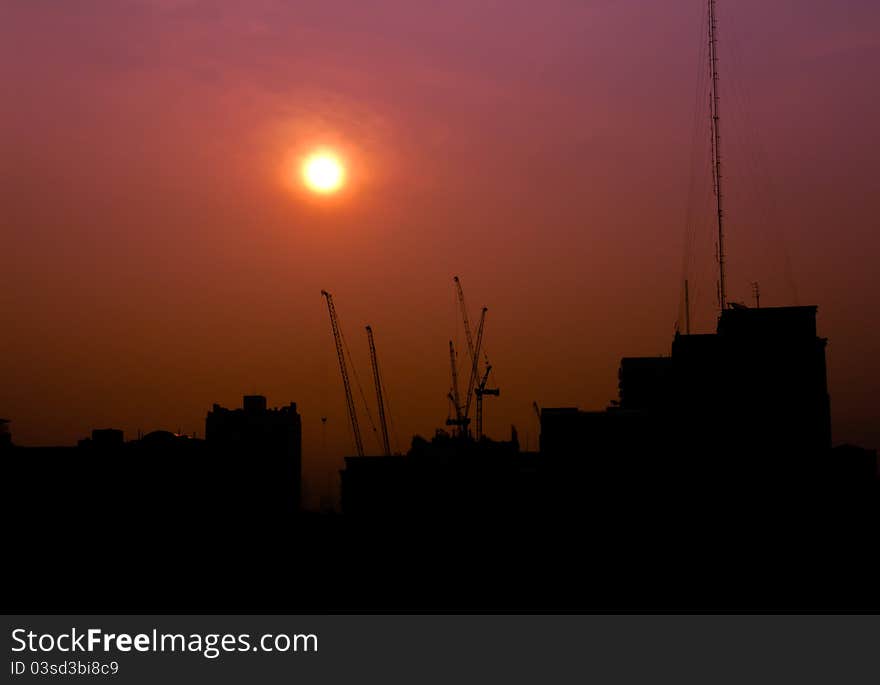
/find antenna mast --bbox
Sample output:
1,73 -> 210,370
708,0 -> 727,311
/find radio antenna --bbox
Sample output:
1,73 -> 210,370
708,0 -> 727,311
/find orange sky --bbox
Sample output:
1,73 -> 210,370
2,0 -> 878,507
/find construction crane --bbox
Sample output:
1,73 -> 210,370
454,275 -> 486,422
464,306 -> 487,422
474,363 -> 499,440
453,276 -> 487,424
453,276 -> 476,363
365,325 -> 391,457
452,276 -> 500,438
321,290 -> 364,458
445,340 -> 469,435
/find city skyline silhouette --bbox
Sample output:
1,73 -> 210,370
4,295 -> 879,611
3,2 -> 878,494
2,0 -> 879,611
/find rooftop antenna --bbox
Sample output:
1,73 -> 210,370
709,0 -> 727,311
751,281 -> 761,308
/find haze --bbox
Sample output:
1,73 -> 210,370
2,0 -> 877,507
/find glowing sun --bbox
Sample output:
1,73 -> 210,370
302,151 -> 345,194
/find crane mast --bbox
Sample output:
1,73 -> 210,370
449,340 -> 461,418
321,290 -> 364,458
366,325 -> 391,457
453,276 -> 476,363
453,276 -> 488,425
463,306 -> 487,422
474,363 -> 499,440
445,340 -> 469,434
451,276 -> 499,439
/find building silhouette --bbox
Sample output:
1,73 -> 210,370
543,305 -> 833,464
0,418 -> 10,450
675,305 -> 831,454
340,427 -> 526,520
3,311 -> 879,612
78,427 -> 125,450
339,304 -> 873,567
206,395 -> 302,516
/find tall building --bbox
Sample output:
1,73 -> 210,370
672,305 -> 831,458
206,395 -> 302,516
542,305 -> 832,466
618,357 -> 672,411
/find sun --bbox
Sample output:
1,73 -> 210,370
302,151 -> 345,194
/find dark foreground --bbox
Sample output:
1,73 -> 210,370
6,477 -> 880,612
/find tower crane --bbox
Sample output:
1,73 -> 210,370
463,307 -> 487,423
445,340 -> 469,435
454,276 -> 476,363
365,325 -> 391,457
454,275 -> 486,423
321,290 -> 364,458
474,363 -> 499,440
452,276 -> 498,438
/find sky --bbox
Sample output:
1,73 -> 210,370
2,0 -> 878,507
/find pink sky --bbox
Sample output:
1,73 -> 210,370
2,0 -> 878,506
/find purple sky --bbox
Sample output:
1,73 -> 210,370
2,0 -> 878,506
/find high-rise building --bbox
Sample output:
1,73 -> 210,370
673,305 -> 831,457
542,305 -> 832,465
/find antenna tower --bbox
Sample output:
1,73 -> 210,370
709,0 -> 727,311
